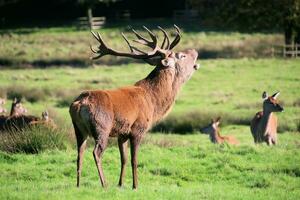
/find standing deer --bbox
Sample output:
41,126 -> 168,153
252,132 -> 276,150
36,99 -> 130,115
250,91 -> 284,145
69,25 -> 199,189
201,117 -> 239,145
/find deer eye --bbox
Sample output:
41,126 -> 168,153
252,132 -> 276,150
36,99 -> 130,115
176,53 -> 186,60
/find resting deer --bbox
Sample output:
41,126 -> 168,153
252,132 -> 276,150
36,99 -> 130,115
10,98 -> 27,117
201,117 -> 239,145
250,91 -> 283,145
0,98 -> 50,132
69,25 -> 199,189
29,111 -> 57,129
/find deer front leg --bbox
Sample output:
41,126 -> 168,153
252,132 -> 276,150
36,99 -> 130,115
130,135 -> 141,190
118,136 -> 129,187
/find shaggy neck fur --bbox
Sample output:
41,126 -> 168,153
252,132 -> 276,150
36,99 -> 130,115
260,111 -> 273,136
135,66 -> 183,122
209,127 -> 221,143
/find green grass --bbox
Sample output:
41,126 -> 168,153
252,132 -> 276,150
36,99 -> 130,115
0,128 -> 299,200
0,58 -> 299,132
0,26 -> 283,67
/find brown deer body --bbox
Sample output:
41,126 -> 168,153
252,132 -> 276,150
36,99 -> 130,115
202,117 -> 239,145
250,91 -> 283,145
69,26 -> 199,189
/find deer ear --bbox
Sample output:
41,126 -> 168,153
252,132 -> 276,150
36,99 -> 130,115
161,58 -> 175,67
215,117 -> 221,126
272,92 -> 280,99
262,91 -> 268,100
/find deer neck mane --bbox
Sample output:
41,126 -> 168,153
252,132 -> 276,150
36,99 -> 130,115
260,111 -> 274,133
209,128 -> 221,143
135,66 -> 182,122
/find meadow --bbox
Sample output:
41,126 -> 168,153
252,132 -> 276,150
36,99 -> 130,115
0,26 -> 299,199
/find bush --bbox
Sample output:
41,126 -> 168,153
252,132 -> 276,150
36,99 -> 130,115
5,85 -> 49,103
0,125 -> 70,154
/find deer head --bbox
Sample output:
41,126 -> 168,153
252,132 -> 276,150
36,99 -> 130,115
90,25 -> 199,85
42,110 -> 49,121
10,98 -> 28,116
262,91 -> 284,113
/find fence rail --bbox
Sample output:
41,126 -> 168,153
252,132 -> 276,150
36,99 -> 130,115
271,44 -> 300,58
75,17 -> 106,30
282,44 -> 300,58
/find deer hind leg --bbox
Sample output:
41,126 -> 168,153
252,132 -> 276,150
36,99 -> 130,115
72,121 -> 87,188
92,125 -> 109,187
130,135 -> 142,189
118,135 -> 129,187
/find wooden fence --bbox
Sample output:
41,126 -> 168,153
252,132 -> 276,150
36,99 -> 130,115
282,44 -> 300,58
75,17 -> 106,30
271,44 -> 300,58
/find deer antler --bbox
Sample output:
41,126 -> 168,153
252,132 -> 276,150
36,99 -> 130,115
90,25 -> 182,64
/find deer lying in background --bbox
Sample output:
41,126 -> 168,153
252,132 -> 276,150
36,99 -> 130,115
250,91 -> 284,145
0,98 -> 55,131
9,98 -> 28,116
70,25 -> 199,189
201,117 -> 239,145
0,98 -> 7,114
29,111 -> 57,129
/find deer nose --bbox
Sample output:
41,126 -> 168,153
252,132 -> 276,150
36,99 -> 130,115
194,63 -> 200,70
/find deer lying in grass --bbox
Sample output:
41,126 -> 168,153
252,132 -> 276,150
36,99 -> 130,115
201,117 -> 239,145
250,91 -> 284,145
69,25 -> 199,189
0,98 -> 55,131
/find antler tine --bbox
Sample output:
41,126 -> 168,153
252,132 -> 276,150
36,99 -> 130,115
142,26 -> 157,45
132,28 -> 152,44
169,24 -> 181,50
90,44 -> 98,53
122,32 -> 147,55
157,26 -> 170,50
131,26 -> 158,49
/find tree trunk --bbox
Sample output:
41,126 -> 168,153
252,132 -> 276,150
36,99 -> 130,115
87,6 -> 93,30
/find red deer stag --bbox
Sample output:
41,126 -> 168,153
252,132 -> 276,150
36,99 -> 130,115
69,25 -> 199,189
201,117 -> 239,145
250,91 -> 283,145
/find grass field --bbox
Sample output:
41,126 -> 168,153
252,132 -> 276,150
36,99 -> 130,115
0,26 -> 299,199
0,130 -> 300,200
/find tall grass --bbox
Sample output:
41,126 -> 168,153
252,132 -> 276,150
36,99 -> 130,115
0,125 -> 70,153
